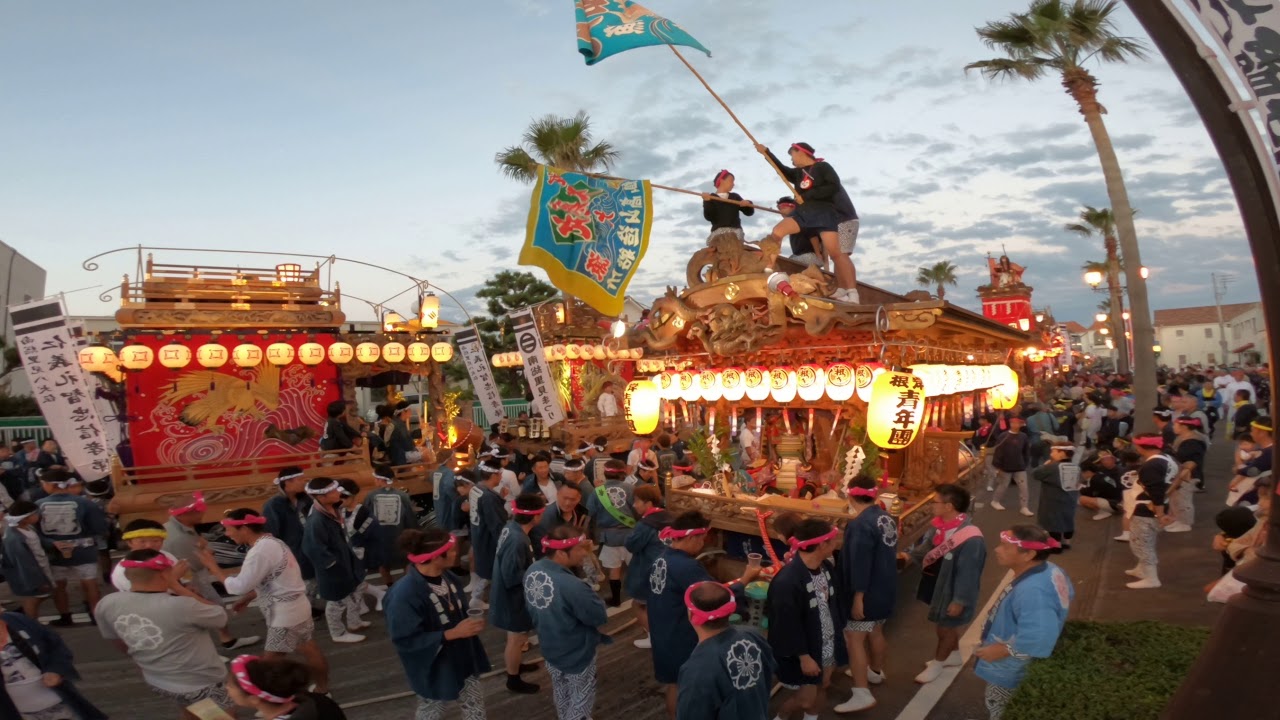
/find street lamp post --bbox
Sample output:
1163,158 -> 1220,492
1084,267 -> 1133,374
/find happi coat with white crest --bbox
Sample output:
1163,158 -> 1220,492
975,561 -> 1072,690
676,626 -> 776,720
649,546 -> 747,684
302,505 -> 361,601
523,557 -> 611,673
469,483 -> 507,580
363,484 -> 417,566
1031,460 -> 1081,534
262,491 -> 314,579
491,520 -> 536,633
385,566 -> 491,700
907,516 -> 986,625
767,554 -> 846,668
624,509 -> 672,602
837,504 -> 899,623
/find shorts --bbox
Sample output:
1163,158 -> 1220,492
790,252 -> 824,268
792,203 -> 840,233
845,618 -> 886,633
265,618 -> 315,653
708,227 -> 745,246
150,681 -> 235,711
598,545 -> 632,570
50,563 -> 98,582
838,219 -> 859,254
776,655 -> 831,688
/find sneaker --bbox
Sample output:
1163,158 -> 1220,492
1092,509 -> 1114,520
990,501 -> 1006,511
346,620 -> 372,631
1019,507 -> 1035,517
634,635 -> 652,649
331,633 -> 366,644
914,661 -> 945,684
222,636 -> 261,651
1164,522 -> 1193,533
1126,576 -> 1162,589
1114,531 -> 1131,542
941,650 -> 963,667
867,668 -> 885,685
1124,565 -> 1146,578
834,687 -> 877,713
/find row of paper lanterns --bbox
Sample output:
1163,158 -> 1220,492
492,344 -> 645,368
79,340 -> 455,373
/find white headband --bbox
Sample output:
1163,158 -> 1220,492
5,511 -> 34,526
374,474 -> 394,484
478,462 -> 501,475
305,480 -> 341,496
274,472 -> 305,486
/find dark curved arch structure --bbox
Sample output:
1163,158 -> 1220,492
1123,1 -> 1279,716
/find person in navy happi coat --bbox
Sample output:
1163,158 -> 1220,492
648,511 -> 759,717
835,477 -> 898,712
302,479 -> 364,642
386,528 -> 490,720
677,582 -> 776,720
524,526 -> 612,720
768,518 -> 843,719
624,484 -> 671,649
362,468 -> 418,579
490,493 -> 545,694
262,467 -> 315,580
430,451 -> 463,532
0,611 -> 108,720
468,463 -> 508,608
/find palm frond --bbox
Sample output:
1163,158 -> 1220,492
1064,222 -> 1094,237
965,57 -> 1050,81
494,146 -> 539,183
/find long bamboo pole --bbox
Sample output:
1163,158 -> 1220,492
666,44 -> 802,202
585,172 -> 780,214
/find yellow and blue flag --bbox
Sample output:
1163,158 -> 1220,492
519,166 -> 652,316
575,0 -> 710,65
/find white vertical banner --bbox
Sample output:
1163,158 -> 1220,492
1059,327 -> 1074,370
510,308 -> 566,427
8,299 -> 111,480
70,323 -> 122,452
455,325 -> 506,427
1185,0 -> 1280,164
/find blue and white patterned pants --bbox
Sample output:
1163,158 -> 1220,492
548,658 -> 597,720
415,675 -> 485,720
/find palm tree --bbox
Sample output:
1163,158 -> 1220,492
494,110 -> 620,183
1066,206 -> 1130,372
915,261 -> 960,300
967,0 -> 1157,430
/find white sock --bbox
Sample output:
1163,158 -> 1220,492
804,714 -> 819,720
367,583 -> 387,599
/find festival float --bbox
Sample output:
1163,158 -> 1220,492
75,250 -> 462,522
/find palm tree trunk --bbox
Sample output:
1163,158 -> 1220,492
937,284 -> 946,300
1104,235 -> 1130,374
1066,69 -> 1157,431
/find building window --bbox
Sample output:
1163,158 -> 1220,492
1176,329 -> 1184,337
1208,353 -> 1216,364
1179,354 -> 1187,366
1205,328 -> 1214,338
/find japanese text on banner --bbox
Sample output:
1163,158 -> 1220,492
510,308 -> 566,427
1188,0 -> 1280,163
455,326 -> 506,427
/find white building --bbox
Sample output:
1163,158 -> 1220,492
1154,302 -> 1265,369
0,241 -> 48,397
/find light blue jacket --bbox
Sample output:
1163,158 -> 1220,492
975,561 -> 1073,689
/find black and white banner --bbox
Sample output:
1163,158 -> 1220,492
1187,0 -> 1280,164
8,299 -> 111,480
455,325 -> 506,427
510,308 -> 566,427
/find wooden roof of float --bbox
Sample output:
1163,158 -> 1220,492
115,254 -> 346,330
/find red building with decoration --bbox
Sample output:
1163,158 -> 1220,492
978,254 -> 1034,332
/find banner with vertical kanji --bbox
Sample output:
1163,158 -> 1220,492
510,307 -> 566,427
519,165 -> 652,317
9,299 -> 111,480
455,325 -> 506,427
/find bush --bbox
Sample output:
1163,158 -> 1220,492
1006,620 -> 1209,720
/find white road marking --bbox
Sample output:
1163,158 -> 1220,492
893,570 -> 1014,720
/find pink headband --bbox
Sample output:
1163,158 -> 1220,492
847,486 -> 878,498
660,526 -> 709,541
788,527 -> 838,552
714,169 -> 732,185
684,582 -> 736,626
230,655 -> 295,705
169,491 -> 206,516
119,554 -> 175,571
221,515 -> 268,527
512,506 -> 546,516
407,534 -> 457,564
1133,436 -> 1164,449
542,535 -> 586,552
999,530 -> 1061,551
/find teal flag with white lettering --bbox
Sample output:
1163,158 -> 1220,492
574,0 -> 711,65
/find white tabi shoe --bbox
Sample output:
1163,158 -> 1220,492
990,501 -> 1006,511
331,632 -> 366,644
942,650 -> 963,667
347,620 -> 372,631
1164,522 -> 1192,533
1125,565 -> 1146,578
1114,531 -> 1131,542
867,668 -> 885,685
834,687 -> 877,713
1126,571 -> 1161,589
914,660 -> 945,684
1019,507 -> 1035,517
634,635 -> 652,649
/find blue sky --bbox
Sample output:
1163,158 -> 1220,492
0,0 -> 1261,326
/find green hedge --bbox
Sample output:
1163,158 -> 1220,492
1006,620 -> 1209,720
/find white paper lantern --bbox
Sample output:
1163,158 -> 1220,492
720,367 -> 746,402
297,342 -> 326,366
266,342 -> 295,366
796,364 -> 826,402
825,362 -> 855,402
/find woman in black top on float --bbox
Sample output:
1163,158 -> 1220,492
757,141 -> 860,303
701,169 -> 754,244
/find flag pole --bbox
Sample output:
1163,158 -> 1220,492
666,45 -> 802,202
585,172 -> 780,214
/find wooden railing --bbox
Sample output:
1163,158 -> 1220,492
115,447 -> 370,486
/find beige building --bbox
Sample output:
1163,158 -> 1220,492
1153,302 -> 1266,368
0,241 -> 48,397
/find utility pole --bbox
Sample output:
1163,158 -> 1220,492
1211,272 -> 1234,365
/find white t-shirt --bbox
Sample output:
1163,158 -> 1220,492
221,536 -> 311,629
597,393 -> 619,418
536,478 -> 559,507
1225,380 -> 1257,404
626,448 -> 656,470
499,469 -> 521,512
1214,374 -> 1233,391
738,427 -> 759,460
111,550 -> 180,593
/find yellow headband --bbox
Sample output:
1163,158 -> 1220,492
1253,420 -> 1274,433
121,528 -> 168,541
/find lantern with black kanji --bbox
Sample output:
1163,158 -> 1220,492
768,367 -> 797,403
625,380 -> 661,435
698,370 -> 722,402
720,367 -> 746,402
854,362 -> 885,404
678,370 -> 699,402
867,370 -> 926,450
825,362 -> 855,402
744,366 -> 769,402
989,365 -> 1019,411
796,364 -> 825,402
